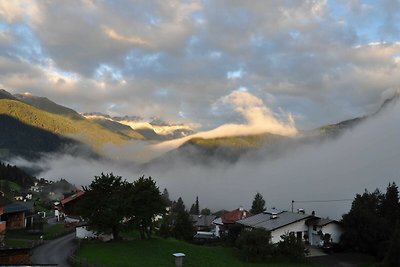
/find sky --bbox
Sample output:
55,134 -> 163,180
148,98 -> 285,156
0,0 -> 399,130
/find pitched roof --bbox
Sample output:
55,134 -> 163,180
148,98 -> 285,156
61,191 -> 85,205
315,218 -> 339,226
3,201 -> 34,214
191,215 -> 217,227
221,208 -> 252,224
237,211 -> 312,231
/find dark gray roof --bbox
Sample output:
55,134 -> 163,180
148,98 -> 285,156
3,201 -> 34,214
315,218 -> 338,226
237,211 -> 311,231
191,215 -> 217,227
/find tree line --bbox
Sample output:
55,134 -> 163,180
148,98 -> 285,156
341,182 -> 400,266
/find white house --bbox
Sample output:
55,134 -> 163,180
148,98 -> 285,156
75,223 -> 113,242
237,208 -> 343,245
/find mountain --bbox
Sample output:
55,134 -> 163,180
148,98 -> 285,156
146,133 -> 288,168
84,114 -> 195,141
149,94 -> 400,167
0,89 -> 17,100
0,114 -> 82,159
15,93 -> 83,120
0,90 -> 146,159
83,115 -> 145,140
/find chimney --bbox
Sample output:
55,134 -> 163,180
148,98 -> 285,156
270,213 -> 278,219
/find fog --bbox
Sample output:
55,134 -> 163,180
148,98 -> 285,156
101,90 -> 298,163
11,97 -> 400,220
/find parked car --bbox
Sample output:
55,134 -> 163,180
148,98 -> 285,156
192,231 -> 219,245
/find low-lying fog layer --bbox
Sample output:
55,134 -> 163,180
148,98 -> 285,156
13,98 -> 400,220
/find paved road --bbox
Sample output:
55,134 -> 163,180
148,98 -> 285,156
31,232 -> 77,267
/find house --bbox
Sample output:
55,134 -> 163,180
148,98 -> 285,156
213,207 -> 252,236
213,207 -> 252,226
236,208 -> 343,245
60,190 -> 85,217
0,205 -> 5,247
191,215 -> 217,231
30,182 -> 42,193
75,223 -> 113,242
2,201 -> 34,229
0,247 -> 31,264
306,217 -> 343,246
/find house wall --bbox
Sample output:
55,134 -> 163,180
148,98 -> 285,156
5,212 -> 25,229
76,226 -> 113,242
321,223 -> 343,244
76,226 -> 98,239
270,219 -> 309,244
0,249 -> 31,264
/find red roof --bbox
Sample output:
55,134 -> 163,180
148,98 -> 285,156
221,208 -> 252,224
60,191 -> 85,205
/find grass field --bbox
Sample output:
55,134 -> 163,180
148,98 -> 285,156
76,237 -> 316,267
5,223 -> 74,248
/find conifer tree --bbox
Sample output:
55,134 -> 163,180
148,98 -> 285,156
251,193 -> 266,214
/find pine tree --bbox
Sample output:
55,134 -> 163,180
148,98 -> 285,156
162,188 -> 171,206
195,196 -> 200,215
171,197 -> 195,240
380,182 -> 400,226
251,192 -> 266,214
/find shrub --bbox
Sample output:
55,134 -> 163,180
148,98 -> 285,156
236,228 -> 273,262
275,232 -> 309,262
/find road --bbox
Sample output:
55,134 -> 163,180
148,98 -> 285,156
31,232 -> 77,267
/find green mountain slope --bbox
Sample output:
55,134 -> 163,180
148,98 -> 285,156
15,93 -> 83,120
0,114 -> 83,159
187,133 -> 285,149
88,118 -> 145,140
0,99 -> 143,150
0,89 -> 17,100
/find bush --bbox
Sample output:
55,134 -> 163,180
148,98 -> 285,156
236,228 -> 273,262
275,232 -> 309,262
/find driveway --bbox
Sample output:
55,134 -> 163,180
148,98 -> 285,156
309,252 -> 376,267
31,232 -> 77,267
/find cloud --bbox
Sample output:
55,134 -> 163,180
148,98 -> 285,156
102,26 -> 151,47
0,1 -> 400,130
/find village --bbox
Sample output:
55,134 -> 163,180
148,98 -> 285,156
1,166 -> 398,266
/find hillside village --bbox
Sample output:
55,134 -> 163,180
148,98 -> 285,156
0,162 -> 399,266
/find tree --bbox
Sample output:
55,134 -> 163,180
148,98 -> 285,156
201,208 -> 211,215
171,197 -> 195,241
380,182 -> 399,227
251,192 -> 266,214
236,228 -> 273,262
383,223 -> 400,266
275,232 -> 309,261
128,176 -> 165,240
79,173 -> 129,240
341,189 -> 386,255
162,188 -> 171,206
189,196 -> 200,215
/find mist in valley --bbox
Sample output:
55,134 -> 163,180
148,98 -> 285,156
11,96 -> 400,220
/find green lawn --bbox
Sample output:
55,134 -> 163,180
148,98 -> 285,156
76,238 -> 316,267
5,223 -> 74,247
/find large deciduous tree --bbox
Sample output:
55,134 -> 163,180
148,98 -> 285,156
128,176 -> 165,239
79,173 -> 129,240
